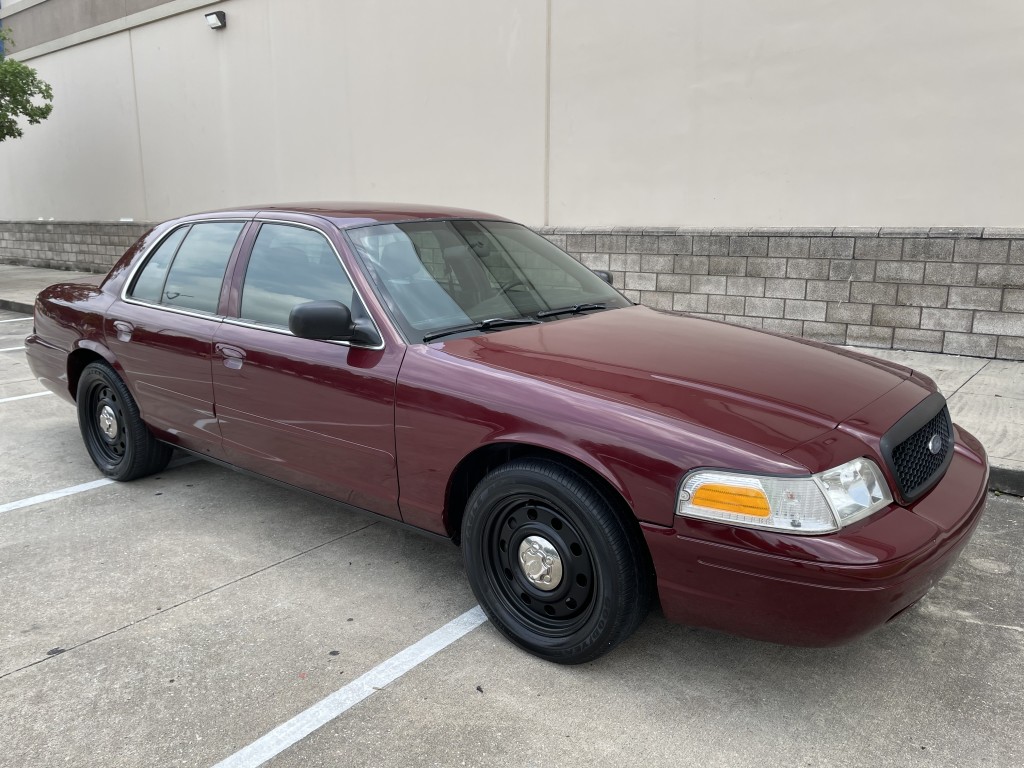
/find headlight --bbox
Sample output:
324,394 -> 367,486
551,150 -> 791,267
676,458 -> 892,535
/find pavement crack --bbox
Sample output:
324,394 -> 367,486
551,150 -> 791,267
0,521 -> 378,681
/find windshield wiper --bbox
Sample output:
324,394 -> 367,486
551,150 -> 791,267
535,302 -> 607,319
422,317 -> 540,343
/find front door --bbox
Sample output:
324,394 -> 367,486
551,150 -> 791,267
211,221 -> 403,519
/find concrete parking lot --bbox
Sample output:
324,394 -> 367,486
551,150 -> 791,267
1,306 -> 1022,768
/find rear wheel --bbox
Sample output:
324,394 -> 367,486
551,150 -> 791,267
77,361 -> 172,481
462,459 -> 651,664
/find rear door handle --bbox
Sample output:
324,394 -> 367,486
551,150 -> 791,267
112,320 -> 134,342
215,343 -> 246,370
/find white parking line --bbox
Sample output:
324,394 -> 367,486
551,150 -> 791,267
0,391 -> 53,404
0,477 -> 114,515
0,317 -> 32,323
0,346 -> 26,352
211,605 -> 488,768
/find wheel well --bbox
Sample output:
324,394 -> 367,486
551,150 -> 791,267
67,349 -> 106,401
445,443 -> 638,544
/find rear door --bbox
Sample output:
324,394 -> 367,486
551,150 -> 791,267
211,219 -> 404,519
106,219 -> 249,458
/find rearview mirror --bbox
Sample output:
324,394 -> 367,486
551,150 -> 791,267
289,300 -> 381,347
592,269 -> 614,286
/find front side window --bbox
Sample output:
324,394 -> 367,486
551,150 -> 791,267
128,221 -> 243,314
346,220 -> 629,342
239,223 -> 358,329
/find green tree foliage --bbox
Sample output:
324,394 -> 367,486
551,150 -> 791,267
0,28 -> 54,142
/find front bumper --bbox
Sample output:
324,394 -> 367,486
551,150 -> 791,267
644,426 -> 989,646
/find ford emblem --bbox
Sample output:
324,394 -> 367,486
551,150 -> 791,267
927,434 -> 943,455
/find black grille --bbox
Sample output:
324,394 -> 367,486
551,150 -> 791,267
880,393 -> 954,502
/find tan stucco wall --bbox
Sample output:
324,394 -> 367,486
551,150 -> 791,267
1,0 -> 1023,225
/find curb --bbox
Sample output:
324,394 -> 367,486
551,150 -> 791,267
0,299 -> 34,314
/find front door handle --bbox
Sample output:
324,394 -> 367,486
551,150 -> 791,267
112,320 -> 134,342
215,343 -> 246,370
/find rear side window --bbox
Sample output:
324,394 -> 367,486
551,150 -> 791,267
129,222 -> 243,314
239,223 -> 356,329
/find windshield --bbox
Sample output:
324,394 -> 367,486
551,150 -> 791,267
345,220 -> 631,343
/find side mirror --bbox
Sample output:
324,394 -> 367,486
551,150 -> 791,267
289,300 -> 381,347
592,269 -> 614,286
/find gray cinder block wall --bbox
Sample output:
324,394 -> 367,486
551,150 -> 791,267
542,226 -> 1024,360
2,221 -> 1024,360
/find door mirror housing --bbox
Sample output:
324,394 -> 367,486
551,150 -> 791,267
592,269 -> 614,286
289,300 -> 381,347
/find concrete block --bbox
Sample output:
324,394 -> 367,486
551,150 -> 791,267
972,312 -> 1024,336
829,260 -> 875,281
982,228 -> 1024,238
621,289 -> 641,303
642,227 -> 678,235
762,318 -> 804,335
847,325 -> 894,348
691,275 -> 728,294
657,235 -> 693,255
834,227 -> 881,237
612,226 -> 645,234
712,227 -> 752,236
626,235 -> 660,254
977,264 -> 1024,288
1002,289 -> 1024,312
725,276 -> 766,297
1010,241 -> 1024,264
996,336 -> 1024,360
786,259 -> 830,279
674,227 -> 714,236
851,282 -> 898,304
727,315 -> 764,329
896,284 -> 948,308
809,237 -> 854,260
673,293 -> 708,313
893,328 -> 944,353
948,286 -> 1003,310
903,238 -> 954,263
749,227 -> 793,236
872,305 -> 921,328
567,234 -> 596,253
744,297 -> 786,317
929,227 -> 984,238
784,299 -> 827,321
855,239 -> 902,261
768,237 -> 809,259
921,308 -> 974,332
729,236 -> 768,258
746,258 -> 788,278
806,280 -> 851,302
880,227 -> 931,238
709,256 -> 747,275
954,240 -> 1010,264
765,278 -> 807,299
656,273 -> 691,292
609,270 -> 625,288
692,312 -> 726,321
641,254 -> 676,273
580,253 -> 610,270
708,295 -> 745,315
596,234 -> 626,253
640,291 -> 674,310
923,262 -> 977,286
803,321 -> 847,343
826,302 -> 873,324
693,236 -> 730,256
674,255 -> 709,274
610,253 -> 642,272
943,332 -> 996,356
876,262 -> 925,283
625,271 -> 657,290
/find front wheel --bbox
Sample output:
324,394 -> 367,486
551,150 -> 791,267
462,459 -> 652,664
77,361 -> 172,481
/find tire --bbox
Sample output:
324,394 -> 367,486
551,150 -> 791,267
462,458 -> 652,664
76,361 -> 172,481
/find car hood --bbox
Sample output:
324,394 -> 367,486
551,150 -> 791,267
435,306 -> 914,455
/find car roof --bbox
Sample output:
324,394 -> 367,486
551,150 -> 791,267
203,202 -> 513,229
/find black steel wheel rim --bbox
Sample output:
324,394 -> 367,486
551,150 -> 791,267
84,380 -> 127,465
482,493 -> 597,637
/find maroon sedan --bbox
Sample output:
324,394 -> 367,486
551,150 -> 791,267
25,203 -> 988,663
